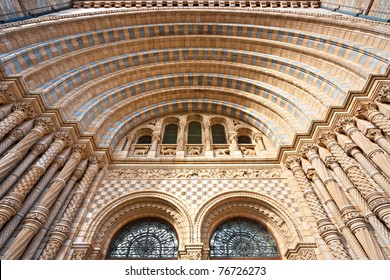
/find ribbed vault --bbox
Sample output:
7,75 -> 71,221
1,8 -> 389,155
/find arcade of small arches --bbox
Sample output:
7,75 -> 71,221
114,113 -> 273,159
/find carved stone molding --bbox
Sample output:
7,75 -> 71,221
106,168 -> 282,179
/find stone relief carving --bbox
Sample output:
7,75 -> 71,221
107,168 -> 282,179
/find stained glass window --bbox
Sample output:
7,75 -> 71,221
137,135 -> 152,144
238,135 -> 252,144
108,220 -> 178,259
210,219 -> 279,258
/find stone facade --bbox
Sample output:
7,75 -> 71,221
0,4 -> 389,260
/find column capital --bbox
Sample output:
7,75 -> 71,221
317,131 -> 337,147
88,155 -> 106,168
33,117 -> 56,134
53,131 -> 73,147
306,169 -> 320,181
366,128 -> 384,142
299,143 -> 318,159
254,133 -> 263,141
12,102 -> 36,119
152,131 -> 161,141
284,155 -> 301,170
334,117 -> 356,134
376,85 -> 390,104
71,143 -> 90,159
0,84 -> 17,105
355,102 -> 379,120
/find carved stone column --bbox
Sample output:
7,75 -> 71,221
355,118 -> 390,154
336,133 -> 390,196
21,160 -> 88,260
123,135 -> 134,151
39,156 -> 103,260
355,102 -> 390,137
0,117 -> 55,180
299,144 -> 386,259
376,88 -> 390,118
316,145 -> 390,249
0,131 -> 71,229
203,119 -> 213,157
228,132 -> 241,157
318,130 -> 390,229
254,133 -> 265,154
0,148 -> 70,249
176,119 -> 186,157
2,144 -> 88,259
0,104 -> 12,121
0,120 -> 32,156
302,162 -> 368,259
0,102 -> 35,141
284,156 -> 350,260
0,133 -> 52,199
147,131 -> 160,158
335,117 -> 390,178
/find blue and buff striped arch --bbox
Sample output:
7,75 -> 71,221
0,9 -> 389,151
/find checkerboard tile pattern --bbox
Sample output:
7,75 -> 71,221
89,177 -> 298,216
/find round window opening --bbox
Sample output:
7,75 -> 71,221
210,219 -> 279,258
108,219 -> 178,259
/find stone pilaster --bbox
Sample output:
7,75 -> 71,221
355,102 -> 390,137
0,131 -> 71,229
2,144 -> 88,259
39,156 -> 103,260
284,156 -> 350,260
0,102 -> 35,141
0,117 -> 55,180
254,133 -> 265,154
318,130 -> 390,229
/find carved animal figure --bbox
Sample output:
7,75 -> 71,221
241,147 -> 256,155
187,146 -> 202,155
160,146 -> 176,155
133,147 -> 149,155
214,148 -> 230,155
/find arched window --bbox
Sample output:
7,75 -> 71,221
137,135 -> 152,144
237,135 -> 252,144
212,124 -> 227,144
108,220 -> 178,259
187,122 -> 202,144
210,219 -> 279,258
162,124 -> 178,144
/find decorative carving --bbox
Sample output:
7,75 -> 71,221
240,146 -> 256,155
214,148 -> 230,155
12,102 -> 35,119
72,250 -> 86,260
355,102 -> 378,119
160,146 -> 176,155
180,252 -> 202,260
290,249 -> 317,260
299,143 -> 318,158
334,117 -> 356,134
133,146 -> 150,155
187,146 -> 202,155
33,117 -> 55,134
107,168 -> 282,179
54,131 -> 73,146
376,85 -> 390,104
0,84 -> 17,104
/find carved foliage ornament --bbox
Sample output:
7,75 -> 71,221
376,85 -> 390,104
107,168 -> 282,179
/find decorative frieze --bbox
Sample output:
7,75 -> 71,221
107,168 -> 282,179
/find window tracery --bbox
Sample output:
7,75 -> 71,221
108,220 -> 178,259
210,219 -> 279,258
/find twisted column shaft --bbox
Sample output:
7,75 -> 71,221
2,145 -> 88,259
21,160 -> 88,260
40,157 -> 102,259
337,134 -> 390,196
0,117 -> 55,180
0,119 -> 32,156
0,132 -> 71,229
305,168 -> 368,259
319,131 -> 390,229
300,144 -> 386,259
0,148 -> 70,249
285,156 -> 350,260
0,102 -> 35,141
356,102 -> 390,137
